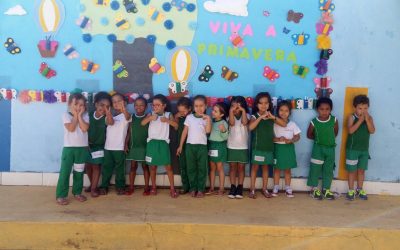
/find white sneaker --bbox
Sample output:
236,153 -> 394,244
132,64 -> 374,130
285,188 -> 294,198
272,185 -> 279,197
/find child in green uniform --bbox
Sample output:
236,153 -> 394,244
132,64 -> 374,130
177,95 -> 212,198
56,93 -> 90,205
142,94 -> 179,198
174,97 -> 192,195
227,96 -> 250,199
99,93 -> 132,195
248,92 -> 287,199
125,97 -> 150,196
345,95 -> 375,201
272,101 -> 301,198
85,92 -> 112,198
207,102 -> 229,195
307,97 -> 339,200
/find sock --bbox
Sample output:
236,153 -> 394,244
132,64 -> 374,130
285,185 -> 291,190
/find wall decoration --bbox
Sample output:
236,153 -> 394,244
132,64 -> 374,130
123,0 -> 138,13
263,66 -> 280,82
317,34 -> 331,49
229,32 -> 245,47
314,77 -> 333,97
314,59 -> 328,75
321,12 -> 334,24
76,16 -> 92,30
148,6 -> 165,22
198,65 -> 214,82
37,37 -> 59,57
282,27 -> 290,34
287,10 -> 303,24
263,10 -> 270,17
204,0 -> 249,17
115,14 -> 130,30
113,60 -> 129,78
316,22 -> 333,35
81,59 -> 100,74
291,33 -> 310,45
319,0 -> 335,13
0,89 -> 18,100
94,0 -> 110,6
4,5 -> 27,16
54,91 -> 70,102
4,38 -> 21,55
292,65 -> 309,78
320,49 -> 333,60
221,66 -> 239,82
63,44 -> 79,59
149,58 -> 165,74
39,62 -> 57,79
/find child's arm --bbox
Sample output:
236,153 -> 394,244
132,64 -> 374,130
307,123 -> 315,140
64,113 -> 79,132
249,114 -> 266,131
176,126 -> 188,156
218,121 -> 229,140
141,113 -> 157,126
286,134 -> 300,144
125,124 -> 131,153
77,108 -> 89,132
364,112 -> 376,134
161,114 -> 178,130
334,119 -> 339,137
203,115 -> 212,134
347,114 -> 363,134
240,108 -> 249,126
268,111 -> 287,127
228,105 -> 236,127
105,107 -> 114,126
121,104 -> 131,121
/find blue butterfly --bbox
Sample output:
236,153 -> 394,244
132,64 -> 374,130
283,27 -> 290,34
291,33 -> 310,45
4,38 -> 21,54
319,0 -> 335,13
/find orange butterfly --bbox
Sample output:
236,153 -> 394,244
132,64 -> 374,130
81,59 -> 99,74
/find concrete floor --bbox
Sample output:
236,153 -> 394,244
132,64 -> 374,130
0,186 -> 399,230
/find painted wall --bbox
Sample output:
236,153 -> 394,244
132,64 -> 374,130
0,0 -> 399,182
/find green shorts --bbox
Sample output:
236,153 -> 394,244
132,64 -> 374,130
345,149 -> 370,172
145,139 -> 171,166
126,146 -> 146,162
87,145 -> 104,165
208,141 -> 227,163
227,148 -> 248,163
274,143 -> 297,170
251,150 -> 274,165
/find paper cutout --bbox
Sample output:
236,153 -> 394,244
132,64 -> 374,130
317,35 -> 331,49
39,62 -> 57,79
148,6 -> 165,22
314,77 -> 333,98
291,33 -> 310,45
265,25 -> 276,37
263,10 -> 270,17
320,49 -> 333,60
55,91 -> 70,102
115,14 -> 130,30
293,64 -> 309,78
94,0 -> 110,6
113,60 -> 129,78
204,0 -> 249,17
4,38 -> 21,55
37,37 -> 58,57
37,0 -> 65,35
314,59 -> 328,75
295,98 -> 304,109
198,65 -> 214,82
319,0 -> 335,13
242,24 -> 253,36
28,90 -> 44,102
0,88 -> 18,100
43,90 -> 57,103
283,27 -> 290,34
81,59 -> 100,74
76,16 -> 92,30
245,97 -> 254,107
230,32 -> 245,47
287,10 -> 303,23
149,58 -> 165,74
4,5 -> 27,15
316,22 -> 333,35
221,66 -> 239,82
123,0 -> 138,13
18,90 -> 32,104
171,0 -> 187,11
321,12 -> 334,24
263,66 -> 279,82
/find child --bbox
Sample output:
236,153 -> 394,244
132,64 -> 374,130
142,94 -> 179,198
345,95 -> 375,201
207,102 -> 229,195
272,100 -> 301,198
56,93 -> 89,205
85,92 -> 112,198
125,97 -> 150,196
177,95 -> 212,198
307,97 -> 339,200
227,96 -> 250,199
99,93 -> 131,195
174,97 -> 192,194
248,92 -> 286,199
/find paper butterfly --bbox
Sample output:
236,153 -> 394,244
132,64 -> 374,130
291,33 -> 310,45
198,65 -> 214,82
123,0 -> 138,13
263,66 -> 280,82
314,77 -> 331,89
321,12 -> 334,24
282,27 -> 291,34
39,62 -> 57,79
169,81 -> 188,94
287,10 -> 303,23
81,59 -> 100,74
37,38 -> 58,58
4,38 -> 21,54
316,22 -> 333,35
94,0 -> 109,6
292,65 -> 309,78
221,66 -> 239,82
229,32 -> 245,48
320,49 -> 333,60
54,91 -> 70,103
113,60 -> 129,78
314,59 -> 328,76
76,16 -> 92,30
115,14 -> 130,30
319,0 -> 335,12
148,7 -> 164,22
263,10 -> 270,17
149,58 -> 165,74
171,0 -> 187,11
63,44 -> 79,59
0,88 -> 17,100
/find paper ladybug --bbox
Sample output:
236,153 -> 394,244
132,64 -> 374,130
0,88 -> 17,100
229,32 -> 245,48
76,16 -> 92,30
63,44 -> 79,59
292,64 -> 309,78
316,22 -> 333,35
81,59 -> 100,74
123,0 -> 138,13
221,66 -> 239,82
39,62 -> 57,79
149,58 -> 165,74
198,65 -> 214,82
263,66 -> 280,82
115,14 -> 130,30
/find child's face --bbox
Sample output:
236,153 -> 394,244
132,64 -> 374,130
278,105 -> 290,120
231,101 -> 242,115
177,105 -> 190,117
193,99 -> 206,115
317,103 -> 331,119
355,103 -> 369,117
152,99 -> 166,114
212,105 -> 223,119
257,97 -> 270,113
134,99 -> 146,115
95,99 -> 110,116
112,95 -> 125,111
70,98 -> 86,113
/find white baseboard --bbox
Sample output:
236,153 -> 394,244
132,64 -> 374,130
1,172 -> 399,195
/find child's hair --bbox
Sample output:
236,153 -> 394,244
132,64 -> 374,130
277,100 -> 292,118
316,97 -> 333,110
135,96 -> 148,107
68,92 -> 87,105
152,94 -> 171,112
214,102 -> 228,120
230,96 -> 249,114
177,97 -> 192,110
94,91 -> 111,104
112,92 -> 127,103
353,95 -> 369,107
252,92 -> 273,114
193,95 -> 207,105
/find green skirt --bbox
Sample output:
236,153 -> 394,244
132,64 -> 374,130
274,143 -> 297,170
251,150 -> 274,165
208,141 -> 227,163
87,145 -> 104,165
126,146 -> 146,162
146,139 -> 171,166
227,148 -> 248,163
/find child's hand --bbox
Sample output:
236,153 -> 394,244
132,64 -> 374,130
160,116 -> 168,123
230,103 -> 238,113
364,111 -> 371,122
78,106 -> 84,117
105,106 -> 112,116
265,111 -> 275,120
279,136 -> 286,142
176,146 -> 182,156
202,114 -> 211,121
259,113 -> 268,120
218,124 -> 227,132
150,114 -> 158,121
285,138 -> 293,144
358,113 -> 366,122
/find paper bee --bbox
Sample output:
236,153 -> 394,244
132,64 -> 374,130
198,65 -> 214,82
221,66 -> 239,82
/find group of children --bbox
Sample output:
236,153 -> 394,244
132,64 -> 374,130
55,91 -> 375,205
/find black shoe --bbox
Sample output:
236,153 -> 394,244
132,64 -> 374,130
228,185 -> 236,199
235,185 -> 243,199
